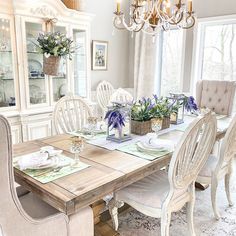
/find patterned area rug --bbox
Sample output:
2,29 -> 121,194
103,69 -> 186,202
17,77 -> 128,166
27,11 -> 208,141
111,161 -> 236,236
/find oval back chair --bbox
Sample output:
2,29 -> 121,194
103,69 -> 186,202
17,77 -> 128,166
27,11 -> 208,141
197,115 -> 236,219
53,95 -> 92,134
109,88 -> 133,104
96,81 -> 114,117
109,113 -> 217,236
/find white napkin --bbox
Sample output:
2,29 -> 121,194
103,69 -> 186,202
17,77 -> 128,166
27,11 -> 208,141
137,139 -> 175,153
18,152 -> 50,171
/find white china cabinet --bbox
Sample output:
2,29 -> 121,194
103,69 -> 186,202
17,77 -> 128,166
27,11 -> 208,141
0,0 -> 93,143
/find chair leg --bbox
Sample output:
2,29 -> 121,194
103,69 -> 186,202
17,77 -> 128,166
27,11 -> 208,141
225,173 -> 233,206
187,184 -> 196,236
108,198 -> 124,231
161,211 -> 171,236
211,177 -> 220,220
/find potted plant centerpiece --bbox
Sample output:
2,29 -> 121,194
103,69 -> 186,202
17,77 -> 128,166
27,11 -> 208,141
131,97 -> 154,135
36,32 -> 74,76
131,95 -> 180,135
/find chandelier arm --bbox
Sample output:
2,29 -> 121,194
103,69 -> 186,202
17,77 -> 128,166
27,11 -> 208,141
181,15 -> 196,29
133,22 -> 146,33
122,15 -> 141,31
169,11 -> 184,25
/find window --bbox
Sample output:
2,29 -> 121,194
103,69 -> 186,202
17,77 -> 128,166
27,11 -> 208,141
201,23 -> 236,81
157,29 -> 185,96
193,16 -> 236,111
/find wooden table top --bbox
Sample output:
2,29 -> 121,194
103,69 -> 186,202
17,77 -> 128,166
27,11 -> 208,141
13,116 -> 231,216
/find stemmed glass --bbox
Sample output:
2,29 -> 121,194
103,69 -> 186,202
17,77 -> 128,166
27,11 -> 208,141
70,136 -> 84,167
149,118 -> 163,144
87,117 -> 98,137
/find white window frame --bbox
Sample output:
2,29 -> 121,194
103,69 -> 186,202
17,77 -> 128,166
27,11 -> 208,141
191,14 -> 236,95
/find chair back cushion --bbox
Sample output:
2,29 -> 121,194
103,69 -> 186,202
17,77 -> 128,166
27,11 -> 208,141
96,80 -> 114,111
53,95 -> 92,134
110,88 -> 133,104
196,80 -> 236,115
0,115 -> 68,236
169,113 -> 217,190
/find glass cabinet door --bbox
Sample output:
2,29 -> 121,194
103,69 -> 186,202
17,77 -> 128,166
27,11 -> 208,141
73,29 -> 87,98
25,22 -> 48,106
51,25 -> 68,102
0,18 -> 16,108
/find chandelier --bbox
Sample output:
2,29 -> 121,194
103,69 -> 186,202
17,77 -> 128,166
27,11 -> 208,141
113,0 -> 196,35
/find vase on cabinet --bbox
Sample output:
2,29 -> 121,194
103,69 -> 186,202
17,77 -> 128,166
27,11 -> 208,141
62,0 -> 86,11
43,56 -> 61,76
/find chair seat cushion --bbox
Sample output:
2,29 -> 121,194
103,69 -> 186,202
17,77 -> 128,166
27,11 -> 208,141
19,192 -> 58,218
116,171 -> 185,210
198,155 -> 218,178
19,193 -> 94,236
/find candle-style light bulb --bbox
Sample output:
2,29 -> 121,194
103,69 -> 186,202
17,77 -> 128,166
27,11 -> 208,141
166,0 -> 171,15
189,0 -> 193,12
117,0 -> 121,13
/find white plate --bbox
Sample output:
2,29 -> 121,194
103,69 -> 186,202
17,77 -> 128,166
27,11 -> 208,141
28,59 -> 42,72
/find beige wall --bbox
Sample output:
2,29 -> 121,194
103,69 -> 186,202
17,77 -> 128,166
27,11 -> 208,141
85,0 -> 130,91
194,0 -> 236,18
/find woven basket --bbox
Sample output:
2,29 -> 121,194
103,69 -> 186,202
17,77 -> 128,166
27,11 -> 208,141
131,120 -> 152,136
43,56 -> 60,76
161,116 -> 170,130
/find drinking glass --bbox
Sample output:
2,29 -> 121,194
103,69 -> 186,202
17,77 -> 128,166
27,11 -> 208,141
87,117 -> 98,137
151,118 -> 163,139
70,136 -> 84,166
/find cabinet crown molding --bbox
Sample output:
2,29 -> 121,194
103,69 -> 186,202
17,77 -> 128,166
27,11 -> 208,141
30,5 -> 58,18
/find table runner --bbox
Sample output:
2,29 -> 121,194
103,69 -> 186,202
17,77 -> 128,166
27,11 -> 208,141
14,154 -> 90,184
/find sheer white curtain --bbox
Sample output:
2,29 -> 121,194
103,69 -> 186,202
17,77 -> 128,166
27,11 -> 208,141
133,33 -> 158,99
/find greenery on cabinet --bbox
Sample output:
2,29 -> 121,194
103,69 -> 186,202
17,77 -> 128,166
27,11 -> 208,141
36,32 -> 75,76
36,32 -> 74,59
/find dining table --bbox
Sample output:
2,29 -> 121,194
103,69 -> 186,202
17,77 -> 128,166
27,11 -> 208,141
13,115 -> 232,236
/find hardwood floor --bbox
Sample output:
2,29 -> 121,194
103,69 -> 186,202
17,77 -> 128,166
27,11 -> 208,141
93,201 -> 130,236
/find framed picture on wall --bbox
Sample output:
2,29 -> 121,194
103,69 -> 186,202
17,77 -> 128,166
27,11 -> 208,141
92,40 -> 108,71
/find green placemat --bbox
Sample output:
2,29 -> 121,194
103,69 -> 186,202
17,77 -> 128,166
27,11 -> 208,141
117,143 -> 173,161
68,131 -> 107,140
14,154 -> 90,184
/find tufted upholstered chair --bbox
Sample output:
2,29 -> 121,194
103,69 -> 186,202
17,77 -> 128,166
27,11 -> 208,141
109,113 -> 217,236
0,115 -> 93,236
196,80 -> 236,116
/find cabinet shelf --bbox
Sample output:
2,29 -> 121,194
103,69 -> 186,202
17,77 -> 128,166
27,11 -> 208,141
27,51 -> 39,54
29,77 -> 45,79
0,78 -> 14,80
0,50 -> 12,53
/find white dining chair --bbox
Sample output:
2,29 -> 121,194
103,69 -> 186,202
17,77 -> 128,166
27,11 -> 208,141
0,114 -> 93,236
109,113 -> 217,236
96,80 -> 114,117
196,80 -> 236,116
109,88 -> 133,104
197,115 -> 236,220
53,95 -> 92,134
